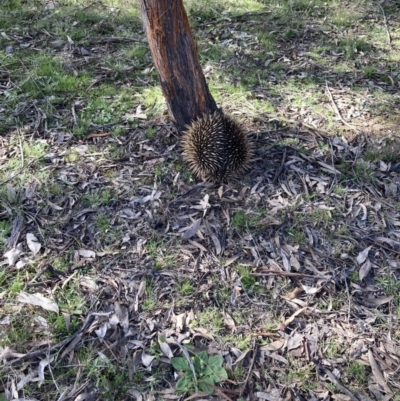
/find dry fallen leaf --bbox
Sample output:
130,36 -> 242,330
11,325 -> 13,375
284,287 -> 303,299
223,312 -> 236,332
158,337 -> 174,359
284,307 -> 307,326
3,243 -> 24,266
356,246 -> 371,264
17,292 -> 59,313
26,233 -> 41,255
210,233 -> 222,255
286,331 -> 304,351
78,249 -> 96,258
368,350 -> 392,394
182,218 -> 202,240
359,259 -> 372,281
359,295 -> 394,306
141,352 -> 155,367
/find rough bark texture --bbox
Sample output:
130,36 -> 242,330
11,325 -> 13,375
139,0 -> 218,133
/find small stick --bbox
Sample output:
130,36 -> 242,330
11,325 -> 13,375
71,103 -> 78,126
344,276 -> 351,323
213,388 -> 235,401
7,338 -> 71,365
87,36 -> 140,44
322,369 -> 359,401
16,124 -> 25,168
253,269 -> 330,280
240,339 -> 257,396
272,147 -> 287,184
378,3 -> 391,47
325,81 -> 359,132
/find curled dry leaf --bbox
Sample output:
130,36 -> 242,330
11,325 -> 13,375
368,350 -> 392,394
38,356 -> 54,385
210,233 -> 222,255
26,233 -> 41,255
182,218 -> 201,240
255,388 -> 281,400
3,243 -> 24,266
359,259 -> 372,281
260,340 -> 285,352
284,307 -> 307,326
95,323 -> 110,340
284,287 -> 304,299
360,295 -> 394,306
142,352 -> 155,368
301,284 -> 321,295
127,389 -> 143,401
0,346 -> 25,360
286,331 -> 304,351
16,257 -> 30,269
200,194 -> 210,215
264,351 -> 289,365
135,278 -> 146,312
356,246 -> 371,264
78,249 -> 96,258
16,370 -> 38,391
158,337 -> 174,359
223,312 -> 236,332
172,312 -> 186,332
7,183 -> 17,203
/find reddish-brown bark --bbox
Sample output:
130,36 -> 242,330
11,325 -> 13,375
139,0 -> 217,132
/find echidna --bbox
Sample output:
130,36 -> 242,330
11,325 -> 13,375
181,110 -> 252,183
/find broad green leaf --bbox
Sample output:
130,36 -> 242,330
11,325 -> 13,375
176,376 -> 190,392
193,355 -> 201,372
196,351 -> 209,363
171,357 -> 190,372
202,366 -> 214,377
208,355 -> 223,368
185,369 -> 194,379
199,377 -> 214,394
213,366 -> 228,381
194,351 -> 208,371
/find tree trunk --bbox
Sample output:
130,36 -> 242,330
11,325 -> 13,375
139,0 -> 218,133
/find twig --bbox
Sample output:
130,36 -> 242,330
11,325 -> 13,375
253,269 -> 331,280
303,337 -> 310,362
378,3 -> 391,47
272,147 -> 287,184
81,0 -> 103,11
71,103 -> 78,126
7,338 -> 71,366
325,81 -> 359,132
0,157 -> 43,186
344,276 -> 351,323
87,36 -> 140,44
16,124 -> 25,168
212,388 -> 235,401
240,339 -> 257,397
268,115 -> 328,136
322,369 -> 360,401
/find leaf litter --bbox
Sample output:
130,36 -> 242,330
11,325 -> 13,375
2,122 -> 399,400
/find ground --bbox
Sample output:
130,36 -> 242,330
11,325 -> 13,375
0,0 -> 400,400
